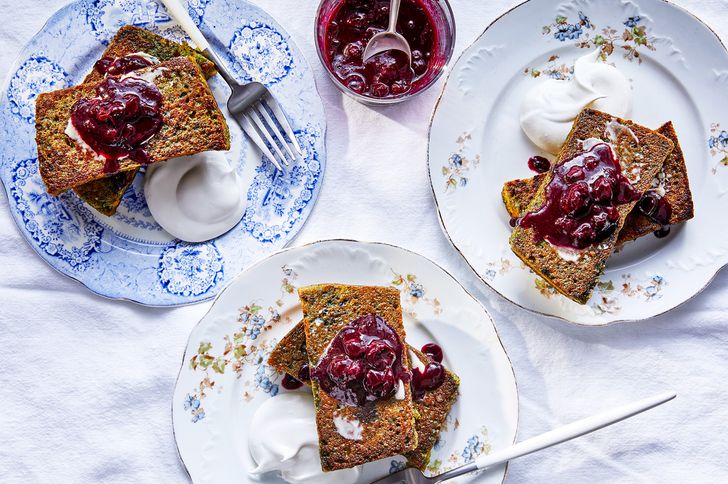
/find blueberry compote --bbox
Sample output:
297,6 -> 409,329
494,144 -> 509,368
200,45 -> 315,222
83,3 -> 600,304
637,190 -> 672,238
411,342 -> 445,400
310,314 -> 409,406
517,143 -> 641,250
94,54 -> 154,77
70,76 -> 163,172
324,0 -> 437,98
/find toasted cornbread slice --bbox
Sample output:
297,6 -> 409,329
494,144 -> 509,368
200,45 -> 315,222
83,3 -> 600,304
298,284 -> 417,471
268,321 -> 460,470
619,122 -> 694,241
36,56 -> 229,195
82,25 -> 216,85
503,122 -> 693,244
502,174 -> 546,221
509,109 -> 674,304
73,169 -> 138,215
74,25 -> 217,215
404,347 -> 459,470
268,321 -> 309,379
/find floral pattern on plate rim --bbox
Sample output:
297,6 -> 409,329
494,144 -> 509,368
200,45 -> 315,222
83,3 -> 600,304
534,273 -> 667,315
400,425 -> 491,476
442,132 -> 480,192
182,304 -> 287,422
708,123 -> 728,173
526,12 -> 656,79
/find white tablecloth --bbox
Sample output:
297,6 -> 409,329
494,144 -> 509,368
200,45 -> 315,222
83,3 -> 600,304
2,0 -> 727,482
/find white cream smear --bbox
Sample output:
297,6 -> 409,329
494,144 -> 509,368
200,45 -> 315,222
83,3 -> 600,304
248,393 -> 360,484
520,49 -> 633,154
332,410 -> 364,441
144,151 -> 246,242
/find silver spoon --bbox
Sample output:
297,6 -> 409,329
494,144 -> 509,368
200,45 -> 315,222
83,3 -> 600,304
362,0 -> 412,64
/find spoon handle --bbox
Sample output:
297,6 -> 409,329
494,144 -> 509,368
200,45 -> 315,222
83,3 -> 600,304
388,0 -> 401,33
436,391 -> 676,482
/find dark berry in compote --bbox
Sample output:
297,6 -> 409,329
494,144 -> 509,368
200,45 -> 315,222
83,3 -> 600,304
70,76 -> 163,172
94,54 -> 155,77
281,373 -> 304,390
636,189 -> 673,238
528,155 -> 551,174
310,314 -> 409,407
637,190 -> 672,226
412,361 -> 445,400
298,363 -> 311,382
364,367 -> 396,398
516,143 -> 641,250
654,226 -> 671,238
365,340 -> 396,370
323,0 -> 437,98
421,342 -> 443,363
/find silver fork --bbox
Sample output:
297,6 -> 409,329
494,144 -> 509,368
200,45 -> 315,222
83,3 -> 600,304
373,391 -> 675,484
161,0 -> 302,172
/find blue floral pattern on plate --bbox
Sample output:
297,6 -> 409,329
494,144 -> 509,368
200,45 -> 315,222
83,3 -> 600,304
8,56 -> 68,123
0,0 -> 326,305
227,21 -> 294,85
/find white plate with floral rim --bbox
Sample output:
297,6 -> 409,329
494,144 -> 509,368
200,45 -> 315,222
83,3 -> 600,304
428,0 -> 728,325
172,239 -> 518,483
0,0 -> 325,306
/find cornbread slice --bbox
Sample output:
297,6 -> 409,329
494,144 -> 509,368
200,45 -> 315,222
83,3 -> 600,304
82,25 -> 216,85
502,122 -> 693,244
268,321 -> 309,379
509,109 -> 674,304
73,169 -> 138,215
75,25 -> 217,215
36,56 -> 229,195
298,284 -> 417,471
619,122 -> 694,242
268,322 -> 460,470
404,347 -> 459,470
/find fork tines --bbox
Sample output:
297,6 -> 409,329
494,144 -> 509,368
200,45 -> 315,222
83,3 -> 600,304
240,95 -> 302,172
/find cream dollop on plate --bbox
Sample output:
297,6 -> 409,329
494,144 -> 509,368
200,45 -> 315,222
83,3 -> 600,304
144,151 -> 245,243
520,49 -> 632,154
248,392 -> 360,484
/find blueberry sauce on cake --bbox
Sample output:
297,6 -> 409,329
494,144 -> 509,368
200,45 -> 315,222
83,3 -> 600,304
310,314 -> 409,406
69,76 -> 163,172
323,0 -> 437,97
516,143 -> 641,250
528,155 -> 551,173
94,54 -> 155,77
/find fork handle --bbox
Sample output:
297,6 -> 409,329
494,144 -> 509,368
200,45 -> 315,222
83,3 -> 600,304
160,0 -> 209,50
160,0 -> 239,86
435,392 -> 676,483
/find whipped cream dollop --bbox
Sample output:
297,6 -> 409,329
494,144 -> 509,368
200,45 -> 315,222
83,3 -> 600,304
144,151 -> 245,242
248,393 -> 361,484
520,49 -> 632,154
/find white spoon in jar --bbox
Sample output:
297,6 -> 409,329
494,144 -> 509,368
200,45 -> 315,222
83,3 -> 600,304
362,0 -> 412,64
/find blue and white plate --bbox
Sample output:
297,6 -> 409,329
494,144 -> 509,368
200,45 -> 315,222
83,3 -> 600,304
0,0 -> 326,306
